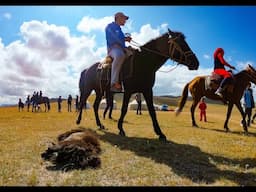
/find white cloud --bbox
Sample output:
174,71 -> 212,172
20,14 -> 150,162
0,17 -> 254,106
3,12 -> 11,20
0,19 -> 104,105
77,16 -> 113,33
203,54 -> 210,59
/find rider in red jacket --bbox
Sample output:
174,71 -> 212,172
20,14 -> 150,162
213,48 -> 236,97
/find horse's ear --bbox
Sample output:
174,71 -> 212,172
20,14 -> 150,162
168,28 -> 174,38
248,64 -> 256,72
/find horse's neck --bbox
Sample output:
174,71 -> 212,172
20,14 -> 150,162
234,72 -> 251,93
138,41 -> 169,71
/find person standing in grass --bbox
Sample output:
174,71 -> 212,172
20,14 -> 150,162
243,83 -> 254,126
67,94 -> 72,112
135,92 -> 142,115
198,97 -> 207,122
58,96 -> 62,112
75,95 -> 79,112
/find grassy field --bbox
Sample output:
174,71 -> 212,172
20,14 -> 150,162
0,95 -> 256,186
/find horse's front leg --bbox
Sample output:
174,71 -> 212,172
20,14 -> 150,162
224,102 -> 234,132
143,90 -> 166,141
235,102 -> 248,133
118,91 -> 132,137
93,92 -> 105,129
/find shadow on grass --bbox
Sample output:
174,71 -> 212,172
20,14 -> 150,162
197,126 -> 256,137
100,130 -> 256,186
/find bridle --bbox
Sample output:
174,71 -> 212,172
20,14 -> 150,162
167,35 -> 195,67
130,33 -> 195,68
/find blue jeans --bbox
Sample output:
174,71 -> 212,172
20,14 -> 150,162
108,47 -> 126,86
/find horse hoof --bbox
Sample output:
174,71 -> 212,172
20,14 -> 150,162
192,124 -> 198,128
119,131 -> 126,137
224,128 -> 229,132
76,120 -> 80,125
159,135 -> 167,142
99,125 -> 105,130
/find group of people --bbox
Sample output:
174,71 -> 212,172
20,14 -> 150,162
57,95 -> 79,113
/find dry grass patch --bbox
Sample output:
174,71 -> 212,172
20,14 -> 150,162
0,98 -> 256,186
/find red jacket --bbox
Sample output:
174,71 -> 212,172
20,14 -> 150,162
199,102 -> 207,111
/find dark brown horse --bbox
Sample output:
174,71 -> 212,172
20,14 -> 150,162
76,28 -> 199,141
175,64 -> 256,133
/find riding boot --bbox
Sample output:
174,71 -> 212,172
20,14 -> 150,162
215,77 -> 230,97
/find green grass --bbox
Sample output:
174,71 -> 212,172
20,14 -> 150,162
0,95 -> 256,186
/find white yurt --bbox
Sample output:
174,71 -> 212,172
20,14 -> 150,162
99,98 -> 117,109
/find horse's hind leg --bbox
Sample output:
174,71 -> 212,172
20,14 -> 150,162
191,96 -> 201,127
143,90 -> 166,141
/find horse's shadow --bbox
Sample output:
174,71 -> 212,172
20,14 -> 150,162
197,126 -> 256,137
100,131 -> 256,185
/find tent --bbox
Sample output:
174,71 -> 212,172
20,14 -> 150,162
99,98 -> 117,109
128,99 -> 161,111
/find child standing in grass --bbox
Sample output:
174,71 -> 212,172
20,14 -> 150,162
199,97 -> 207,122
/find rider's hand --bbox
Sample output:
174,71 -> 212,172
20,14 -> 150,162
230,66 -> 236,70
125,36 -> 132,42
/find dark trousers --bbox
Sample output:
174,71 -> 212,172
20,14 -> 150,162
245,107 -> 252,126
136,101 -> 142,115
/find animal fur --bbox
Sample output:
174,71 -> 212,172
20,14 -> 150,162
41,128 -> 101,172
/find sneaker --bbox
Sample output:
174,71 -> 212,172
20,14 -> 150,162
215,89 -> 223,97
110,83 -> 122,93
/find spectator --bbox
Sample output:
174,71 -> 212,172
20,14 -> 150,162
58,96 -> 62,112
26,95 -> 31,112
75,95 -> 79,112
67,94 -> 72,112
198,97 -> 207,122
243,83 -> 254,127
135,93 -> 142,115
18,98 -> 24,112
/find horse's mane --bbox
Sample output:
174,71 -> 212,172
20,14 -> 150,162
141,31 -> 185,49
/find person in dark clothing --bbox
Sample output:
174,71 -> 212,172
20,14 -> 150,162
213,48 -> 236,97
26,95 -> 31,112
58,96 -> 62,112
67,94 -> 72,112
135,93 -> 142,115
75,95 -> 79,112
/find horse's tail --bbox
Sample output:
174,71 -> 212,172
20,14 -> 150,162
175,82 -> 190,116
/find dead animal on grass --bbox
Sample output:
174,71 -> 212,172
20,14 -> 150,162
41,128 -> 101,172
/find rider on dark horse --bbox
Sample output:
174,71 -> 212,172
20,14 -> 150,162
105,12 -> 132,93
213,48 -> 236,97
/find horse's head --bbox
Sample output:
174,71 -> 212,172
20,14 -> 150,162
167,28 -> 199,70
245,64 -> 256,85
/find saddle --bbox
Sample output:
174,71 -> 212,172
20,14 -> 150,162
205,72 -> 234,93
96,48 -> 135,93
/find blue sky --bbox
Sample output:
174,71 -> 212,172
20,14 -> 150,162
1,6 -> 256,105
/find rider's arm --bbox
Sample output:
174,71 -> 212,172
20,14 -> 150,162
217,52 -> 234,69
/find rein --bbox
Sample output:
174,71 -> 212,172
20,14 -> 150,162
130,39 -> 179,73
130,36 -> 195,71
